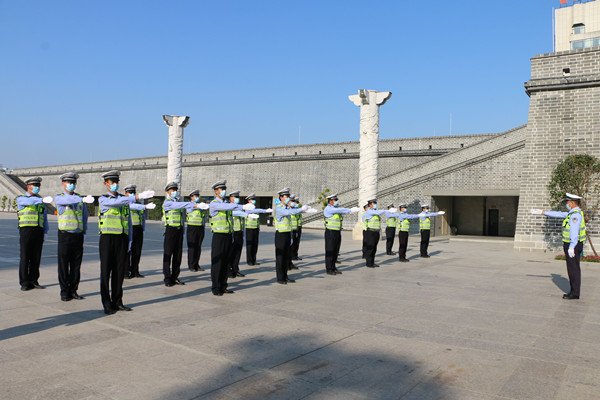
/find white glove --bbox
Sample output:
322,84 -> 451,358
568,248 -> 575,258
197,202 -> 209,210
145,203 -> 156,210
242,203 -> 255,211
438,211 -> 445,215
266,208 -> 273,213
350,207 -> 360,213
418,213 -> 426,218
530,209 -> 543,215
247,213 -> 260,219
82,195 -> 94,204
138,190 -> 155,200
42,196 -> 53,204
389,208 -> 398,213
301,205 -> 309,212
307,208 -> 318,213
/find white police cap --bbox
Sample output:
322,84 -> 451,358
24,176 -> 42,185
245,193 -> 256,200
278,187 -> 291,196
123,184 -> 137,193
165,181 -> 178,191
189,189 -> 200,197
326,193 -> 338,200
565,193 -> 582,201
229,190 -> 240,197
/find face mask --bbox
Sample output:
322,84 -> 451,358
110,183 -> 119,192
566,203 -> 571,211
193,197 -> 200,203
171,191 -> 178,198
127,192 -> 135,197
251,200 -> 256,205
334,201 -> 339,207
66,183 -> 76,192
424,209 -> 429,213
296,204 -> 300,208
233,198 -> 240,204
283,197 -> 290,205
372,204 -> 377,210
31,186 -> 40,195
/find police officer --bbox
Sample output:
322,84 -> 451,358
290,194 -> 303,261
361,203 -> 368,259
396,203 -> 421,262
17,177 -> 51,291
385,203 -> 397,255
323,194 -> 360,275
54,172 -> 94,300
124,184 -> 156,279
163,182 -> 204,287
363,199 -> 388,268
418,204 -> 445,258
274,188 -> 308,284
531,193 -> 586,299
186,189 -> 207,272
209,180 -> 253,296
98,170 -> 154,314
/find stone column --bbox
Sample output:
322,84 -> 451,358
162,115 -> 190,191
349,90 -> 392,240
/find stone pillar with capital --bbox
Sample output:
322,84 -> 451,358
348,90 -> 392,240
162,115 -> 190,191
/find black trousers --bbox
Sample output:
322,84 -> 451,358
163,226 -> 183,283
211,232 -> 232,293
187,225 -> 205,270
398,231 -> 409,260
325,229 -> 341,271
57,231 -> 84,296
292,227 -> 302,258
386,227 -> 396,253
245,228 -> 259,264
19,226 -> 44,287
362,230 -> 366,258
420,229 -> 430,256
128,225 -> 144,276
564,241 -> 584,297
364,229 -> 380,266
99,233 -> 128,310
275,231 -> 291,282
229,230 -> 244,275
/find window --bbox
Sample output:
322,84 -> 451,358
571,37 -> 600,50
572,24 -> 585,35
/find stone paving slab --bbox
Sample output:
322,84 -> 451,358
1,214 -> 599,399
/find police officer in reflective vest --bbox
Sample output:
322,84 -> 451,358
530,193 -> 586,299
396,203 -> 421,262
54,172 -> 94,300
244,194 -> 272,266
363,199 -> 388,268
162,182 -> 199,287
385,203 -> 398,255
186,189 -> 208,272
124,184 -> 156,279
228,190 -> 246,278
418,204 -> 445,258
274,188 -> 306,284
98,170 -> 154,315
17,177 -> 51,291
209,180 -> 252,295
290,194 -> 303,262
323,194 -> 360,275
362,203 -> 369,259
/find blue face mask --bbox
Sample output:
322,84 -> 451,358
66,183 -> 76,193
334,201 -> 339,207
296,204 -> 300,208
233,198 -> 240,204
566,203 -> 571,211
193,197 -> 200,203
252,200 -> 256,205
283,197 -> 290,205
110,183 -> 119,192
171,191 -> 178,198
372,204 -> 377,210
220,189 -> 226,197
31,186 -> 40,195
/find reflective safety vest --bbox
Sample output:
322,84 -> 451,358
57,193 -> 84,231
163,201 -> 183,227
291,214 -> 299,230
130,207 -> 144,226
420,215 -> 431,230
233,215 -> 245,232
187,209 -> 206,226
325,212 -> 343,231
398,214 -> 410,232
387,216 -> 397,229
366,214 -> 381,230
274,204 -> 292,232
246,213 -> 260,229
209,199 -> 232,233
17,197 -> 44,228
98,196 -> 130,235
563,209 -> 587,243
297,214 -> 302,227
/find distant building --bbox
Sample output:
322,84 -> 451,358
555,0 -> 600,51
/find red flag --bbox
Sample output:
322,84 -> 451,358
560,0 -> 567,4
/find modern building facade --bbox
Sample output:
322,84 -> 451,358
555,0 -> 600,51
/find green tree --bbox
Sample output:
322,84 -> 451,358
316,188 -> 330,210
547,154 -> 600,255
147,198 -> 164,221
1,195 -> 7,211
11,198 -> 17,212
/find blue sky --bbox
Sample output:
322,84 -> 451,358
1,0 -> 559,169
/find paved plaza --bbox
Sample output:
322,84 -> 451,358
1,213 -> 599,399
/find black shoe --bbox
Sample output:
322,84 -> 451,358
134,273 -> 145,278
254,262 -> 261,266
70,292 -> 84,300
291,257 -> 298,261
212,291 -> 223,296
563,294 -> 580,300
334,269 -> 342,275
197,267 -> 204,271
116,305 -> 132,311
286,278 -> 296,283
228,273 -> 236,278
124,274 -> 132,279
61,295 -> 72,302
420,254 -> 430,258
20,284 -> 34,291
366,265 -> 376,268
335,260 -> 341,264
247,262 -> 254,266
222,289 -> 235,294
296,257 -> 303,260
165,280 -> 175,287
189,267 -> 198,272
104,308 -> 117,315
32,282 -> 45,289
326,270 -> 336,275
277,280 -> 287,285
399,258 -> 409,262
235,272 -> 245,277
173,279 -> 185,285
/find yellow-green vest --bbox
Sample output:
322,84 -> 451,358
130,207 -> 144,226
57,193 -> 84,231
420,215 -> 431,230
187,209 -> 206,226
291,213 -> 299,230
17,197 -> 44,228
98,197 -> 130,235
398,214 -> 410,232
387,216 -> 397,228
246,214 -> 260,229
274,204 -> 292,232
563,209 -> 587,243
209,199 -> 233,233
162,200 -> 183,227
325,212 -> 343,231
297,214 -> 302,227
233,215 -> 245,232
366,214 -> 381,230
